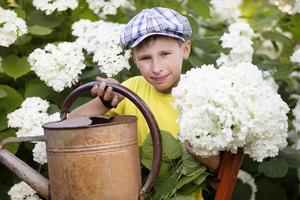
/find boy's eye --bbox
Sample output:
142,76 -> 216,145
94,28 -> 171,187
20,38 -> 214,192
139,56 -> 150,60
162,52 -> 170,56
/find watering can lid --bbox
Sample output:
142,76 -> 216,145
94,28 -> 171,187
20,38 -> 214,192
42,115 -> 137,130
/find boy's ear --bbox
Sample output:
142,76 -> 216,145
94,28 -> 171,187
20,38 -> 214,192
131,50 -> 137,64
182,40 -> 191,59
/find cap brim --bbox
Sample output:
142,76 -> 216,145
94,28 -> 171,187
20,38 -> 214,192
129,32 -> 185,49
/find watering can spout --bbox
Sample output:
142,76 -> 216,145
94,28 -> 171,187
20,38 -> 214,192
0,137 -> 50,199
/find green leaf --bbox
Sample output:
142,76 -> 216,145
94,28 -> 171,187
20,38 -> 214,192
24,79 -> 51,99
0,85 -> 23,112
28,25 -> 53,36
192,173 -> 208,185
183,158 -> 200,169
279,147 -> 300,168
232,179 -> 252,200
0,89 -> 7,99
14,8 -> 26,19
0,129 -> 19,154
179,183 -> 200,195
161,130 -> 182,160
13,35 -> 32,46
187,0 -> 210,19
2,55 -> 31,80
258,158 -> 288,178
262,31 -> 294,47
171,195 -> 195,200
142,130 -> 182,161
141,157 -> 170,176
256,178 -> 287,200
0,110 -> 8,131
176,169 -> 203,189
154,175 -> 177,196
27,10 -> 64,28
48,104 -> 60,115
72,0 -> 99,21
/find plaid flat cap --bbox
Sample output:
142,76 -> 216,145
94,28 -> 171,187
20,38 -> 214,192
120,7 -> 192,49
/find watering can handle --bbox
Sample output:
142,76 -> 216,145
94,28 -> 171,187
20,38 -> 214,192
60,81 -> 162,195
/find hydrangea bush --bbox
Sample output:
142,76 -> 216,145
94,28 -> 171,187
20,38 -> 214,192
0,0 -> 300,200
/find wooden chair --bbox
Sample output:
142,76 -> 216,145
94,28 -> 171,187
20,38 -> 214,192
214,148 -> 244,200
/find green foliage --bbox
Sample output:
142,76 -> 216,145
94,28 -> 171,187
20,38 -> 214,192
141,131 -> 208,199
0,0 -> 299,199
258,158 -> 289,178
2,55 -> 31,80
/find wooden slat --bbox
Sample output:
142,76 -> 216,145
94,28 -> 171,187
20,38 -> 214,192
215,148 -> 244,200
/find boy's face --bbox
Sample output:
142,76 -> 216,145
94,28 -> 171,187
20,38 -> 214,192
132,37 -> 191,93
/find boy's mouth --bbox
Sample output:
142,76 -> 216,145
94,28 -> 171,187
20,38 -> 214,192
150,74 -> 169,84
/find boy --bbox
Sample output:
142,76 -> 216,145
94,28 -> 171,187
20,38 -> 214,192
69,7 -> 219,199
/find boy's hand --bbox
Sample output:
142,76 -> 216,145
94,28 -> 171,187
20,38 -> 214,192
91,77 -> 124,108
186,143 -> 220,175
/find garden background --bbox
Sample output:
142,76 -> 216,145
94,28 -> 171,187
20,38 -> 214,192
0,0 -> 300,199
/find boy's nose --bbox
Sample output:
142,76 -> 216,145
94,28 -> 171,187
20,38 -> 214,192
152,60 -> 163,74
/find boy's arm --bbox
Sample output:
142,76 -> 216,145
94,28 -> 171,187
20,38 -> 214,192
68,97 -> 110,118
68,77 -> 123,118
186,143 -> 220,174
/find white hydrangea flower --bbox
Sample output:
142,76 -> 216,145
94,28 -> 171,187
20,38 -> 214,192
269,0 -> 294,14
32,0 -> 78,15
292,0 -> 300,14
173,63 -> 289,162
72,19 -> 130,77
86,0 -> 135,18
290,49 -> 300,64
32,112 -> 60,164
262,71 -> 279,92
7,97 -> 49,134
218,22 -> 254,66
292,98 -> 300,132
28,42 -> 86,92
32,142 -> 47,165
7,97 -> 61,164
210,0 -> 243,23
0,7 -> 27,47
8,181 -> 41,200
237,170 -> 257,200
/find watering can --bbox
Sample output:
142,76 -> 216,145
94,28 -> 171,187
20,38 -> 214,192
0,81 -> 162,200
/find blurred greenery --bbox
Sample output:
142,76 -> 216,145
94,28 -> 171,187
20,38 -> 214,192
0,0 -> 299,199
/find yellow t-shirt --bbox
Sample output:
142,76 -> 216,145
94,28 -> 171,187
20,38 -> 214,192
107,76 -> 203,200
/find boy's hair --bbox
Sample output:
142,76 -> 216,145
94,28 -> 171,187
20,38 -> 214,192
120,7 -> 192,50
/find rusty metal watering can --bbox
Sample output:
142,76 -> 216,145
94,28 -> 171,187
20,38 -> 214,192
0,81 -> 162,200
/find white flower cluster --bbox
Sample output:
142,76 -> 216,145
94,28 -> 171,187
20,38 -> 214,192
237,170 -> 257,200
292,99 -> 300,132
217,22 -> 254,66
0,7 -> 27,47
262,71 -> 279,92
7,97 -> 60,164
86,0 -> 134,18
290,49 -> 300,64
293,0 -> 300,14
32,0 -> 78,15
28,42 -> 86,92
72,19 -> 130,77
288,97 -> 300,150
8,181 -> 41,200
173,64 -> 289,162
210,0 -> 243,23
269,0 -> 293,14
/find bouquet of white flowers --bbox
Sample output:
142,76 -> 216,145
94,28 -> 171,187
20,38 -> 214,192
173,63 -> 289,162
